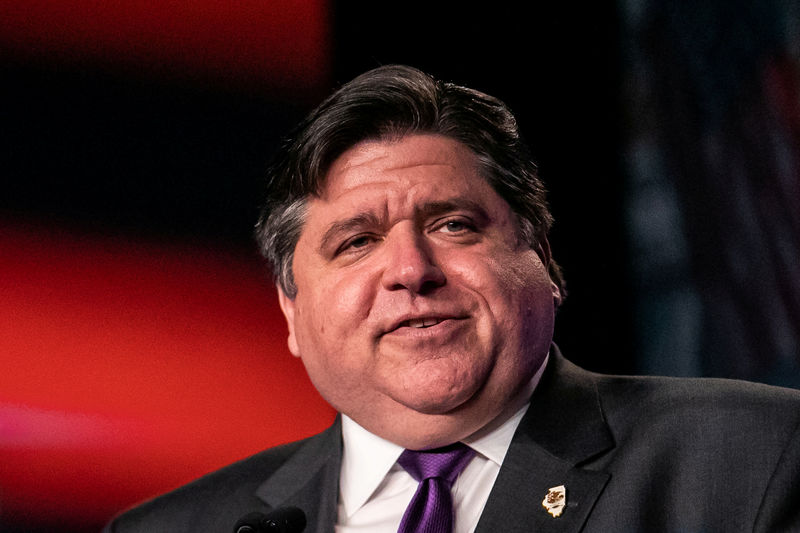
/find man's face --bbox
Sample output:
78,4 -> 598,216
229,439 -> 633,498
278,134 -> 559,449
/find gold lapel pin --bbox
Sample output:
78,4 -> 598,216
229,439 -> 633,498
542,485 -> 567,518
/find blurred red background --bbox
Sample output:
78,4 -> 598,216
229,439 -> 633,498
0,1 -> 335,530
0,221 -> 336,529
0,0 -> 331,98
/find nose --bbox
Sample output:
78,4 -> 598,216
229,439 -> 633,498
380,228 -> 446,294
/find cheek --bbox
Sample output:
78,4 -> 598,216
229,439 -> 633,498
449,249 -> 544,303
469,251 -> 554,337
332,269 -> 378,319
293,268 -> 378,361
291,272 -> 382,412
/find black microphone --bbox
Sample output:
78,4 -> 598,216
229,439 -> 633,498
234,506 -> 306,533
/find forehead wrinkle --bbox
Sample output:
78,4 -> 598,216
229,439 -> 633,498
335,134 -> 463,172
325,163 -> 458,202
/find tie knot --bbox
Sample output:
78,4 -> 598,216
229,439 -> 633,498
398,443 -> 475,485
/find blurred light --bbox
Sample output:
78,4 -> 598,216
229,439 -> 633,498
0,221 -> 336,527
0,0 -> 331,97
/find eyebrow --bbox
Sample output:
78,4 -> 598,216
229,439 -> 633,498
318,211 -> 382,254
416,199 -> 489,222
317,197 -> 490,254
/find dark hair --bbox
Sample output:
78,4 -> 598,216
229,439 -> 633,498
255,64 -> 564,300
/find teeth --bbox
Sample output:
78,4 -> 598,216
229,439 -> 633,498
404,318 -> 441,328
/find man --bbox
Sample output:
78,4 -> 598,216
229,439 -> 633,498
105,65 -> 800,532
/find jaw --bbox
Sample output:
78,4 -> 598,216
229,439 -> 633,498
387,360 -> 485,414
350,396 -> 501,450
349,372 -> 516,449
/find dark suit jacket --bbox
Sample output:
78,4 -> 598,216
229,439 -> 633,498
104,348 -> 800,532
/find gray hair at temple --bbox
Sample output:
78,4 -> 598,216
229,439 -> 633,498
255,64 -> 565,301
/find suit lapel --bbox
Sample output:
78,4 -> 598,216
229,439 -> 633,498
255,416 -> 342,533
476,347 -> 614,532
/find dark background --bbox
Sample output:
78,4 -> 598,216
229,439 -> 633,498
2,1 -> 799,530
3,2 -> 629,371
330,4 -> 628,374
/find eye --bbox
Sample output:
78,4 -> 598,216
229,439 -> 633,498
443,220 -> 468,232
435,217 -> 475,234
336,234 -> 377,255
348,235 -> 372,248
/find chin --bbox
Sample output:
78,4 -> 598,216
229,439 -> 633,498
405,400 -> 462,416
397,385 -> 480,416
352,392 -> 493,450
394,362 -> 487,410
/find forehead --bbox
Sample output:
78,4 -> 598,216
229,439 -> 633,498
319,134 -> 491,203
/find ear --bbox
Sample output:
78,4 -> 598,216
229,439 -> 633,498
551,279 -> 563,308
276,285 -> 301,358
536,238 -> 563,307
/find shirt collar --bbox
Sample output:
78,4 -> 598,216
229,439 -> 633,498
339,414 -> 405,518
338,352 -> 550,516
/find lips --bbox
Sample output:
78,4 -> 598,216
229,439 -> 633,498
383,313 -> 466,335
400,317 -> 445,329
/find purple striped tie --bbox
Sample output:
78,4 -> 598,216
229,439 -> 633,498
397,443 -> 475,533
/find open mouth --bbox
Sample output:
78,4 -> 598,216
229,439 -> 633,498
399,317 -> 445,329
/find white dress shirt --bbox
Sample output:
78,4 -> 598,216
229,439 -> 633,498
335,355 -> 548,533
